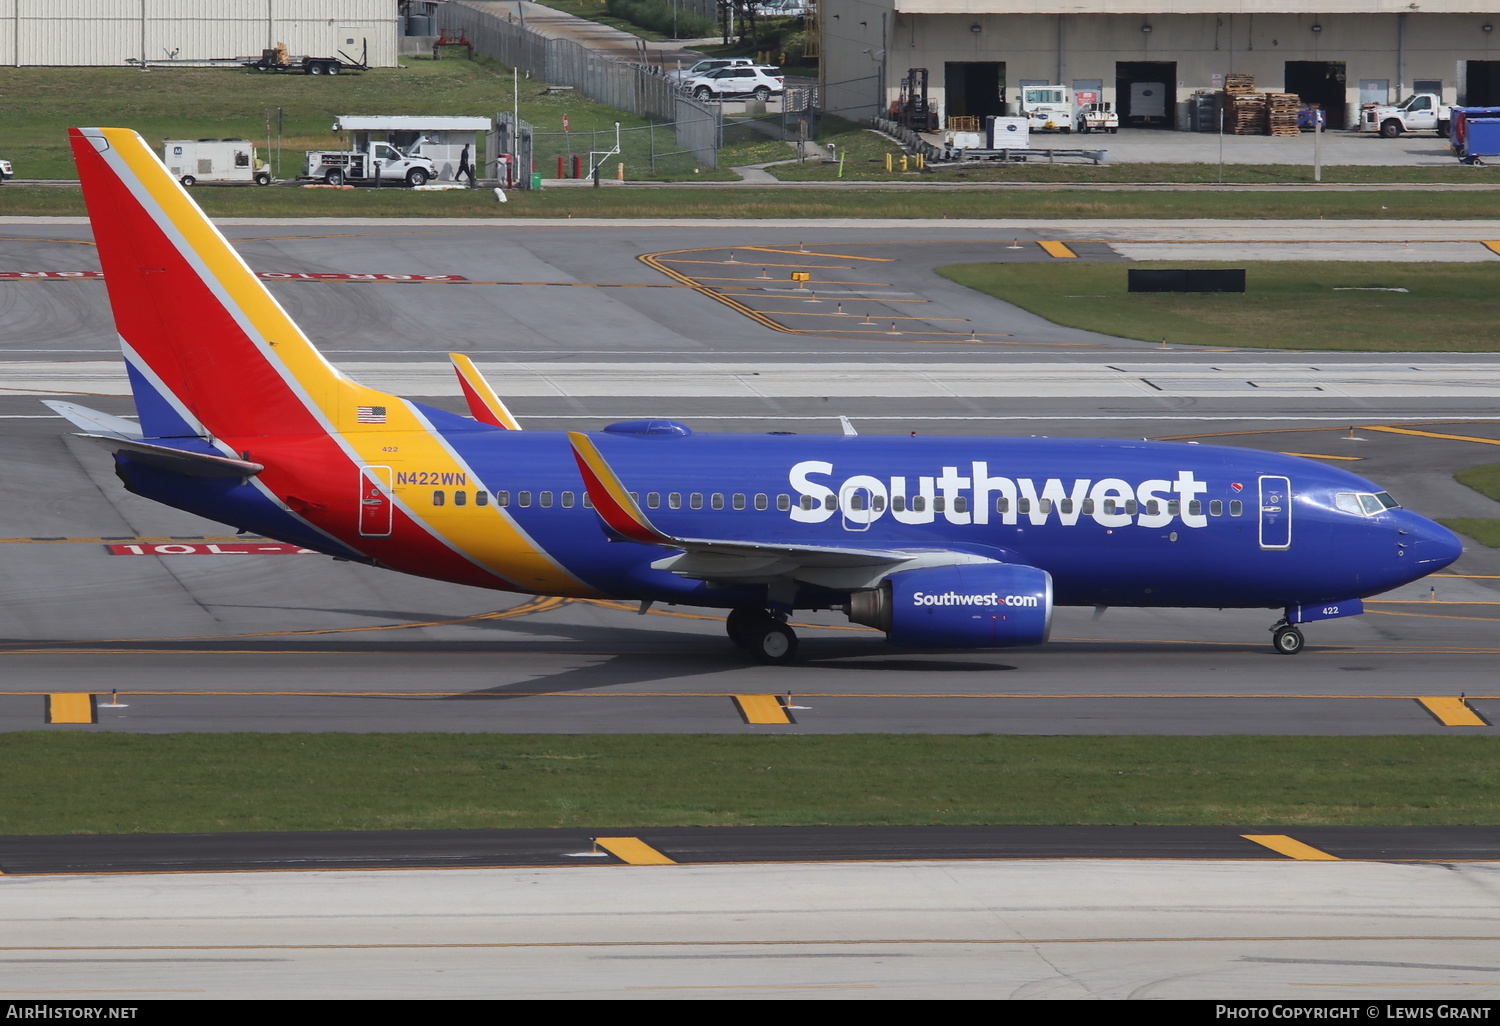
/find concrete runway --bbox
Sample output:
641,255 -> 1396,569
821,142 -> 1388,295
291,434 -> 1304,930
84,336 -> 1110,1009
3,216 -> 1498,999
5,858 -> 1500,999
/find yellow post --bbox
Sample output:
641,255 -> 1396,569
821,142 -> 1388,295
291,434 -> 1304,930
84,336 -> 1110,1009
885,152 -> 893,172
616,162 -> 624,181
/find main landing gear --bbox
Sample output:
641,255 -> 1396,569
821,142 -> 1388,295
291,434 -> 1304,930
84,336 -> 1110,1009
726,606 -> 799,664
1270,619 -> 1305,655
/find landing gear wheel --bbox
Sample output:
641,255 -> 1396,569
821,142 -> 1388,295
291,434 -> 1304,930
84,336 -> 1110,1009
1272,625 -> 1305,655
725,607 -> 770,650
751,622 -> 798,665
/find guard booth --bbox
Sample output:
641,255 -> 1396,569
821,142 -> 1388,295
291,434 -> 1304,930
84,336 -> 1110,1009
331,115 -> 492,181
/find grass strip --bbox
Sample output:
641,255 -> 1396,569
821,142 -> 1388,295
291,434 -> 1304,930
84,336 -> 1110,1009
7,183 -> 1500,221
1456,464 -> 1500,502
1438,518 -> 1500,548
937,260 -> 1500,352
3,734 -> 1497,835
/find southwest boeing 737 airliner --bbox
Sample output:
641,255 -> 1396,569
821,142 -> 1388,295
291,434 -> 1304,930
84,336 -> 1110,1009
51,127 -> 1462,663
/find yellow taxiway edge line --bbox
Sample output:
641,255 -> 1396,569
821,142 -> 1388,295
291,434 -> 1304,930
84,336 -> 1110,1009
593,837 -> 676,866
1279,452 -> 1363,462
1038,240 -> 1078,259
1360,425 -> 1500,446
1242,834 -> 1341,861
45,693 -> 96,724
733,694 -> 795,725
1417,696 -> 1489,726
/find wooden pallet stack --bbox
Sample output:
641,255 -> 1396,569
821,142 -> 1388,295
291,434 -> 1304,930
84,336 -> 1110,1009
1267,93 -> 1302,136
1221,73 -> 1267,135
1228,94 -> 1268,135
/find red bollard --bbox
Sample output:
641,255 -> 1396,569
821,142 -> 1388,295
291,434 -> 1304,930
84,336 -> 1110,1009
572,155 -> 582,180
556,155 -> 564,179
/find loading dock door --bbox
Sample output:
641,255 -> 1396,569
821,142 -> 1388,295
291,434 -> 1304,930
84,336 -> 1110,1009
1465,61 -> 1500,106
944,62 -> 1006,122
1115,62 -> 1177,127
1285,61 -> 1347,129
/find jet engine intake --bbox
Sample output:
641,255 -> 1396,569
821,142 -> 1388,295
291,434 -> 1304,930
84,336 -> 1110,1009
847,563 -> 1053,648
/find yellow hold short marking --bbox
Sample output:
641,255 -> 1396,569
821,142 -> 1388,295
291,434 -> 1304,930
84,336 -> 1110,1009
46,693 -> 97,724
1242,834 -> 1340,861
1418,696 -> 1488,727
1038,240 -> 1077,259
593,837 -> 676,865
733,694 -> 794,725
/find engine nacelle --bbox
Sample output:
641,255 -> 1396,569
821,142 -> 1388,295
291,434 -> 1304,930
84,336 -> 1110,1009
847,563 -> 1053,648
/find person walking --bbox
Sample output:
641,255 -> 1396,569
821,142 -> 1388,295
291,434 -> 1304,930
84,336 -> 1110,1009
457,144 -> 475,187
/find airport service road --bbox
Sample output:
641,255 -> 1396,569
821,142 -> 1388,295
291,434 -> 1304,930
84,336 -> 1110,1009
4,859 -> 1499,999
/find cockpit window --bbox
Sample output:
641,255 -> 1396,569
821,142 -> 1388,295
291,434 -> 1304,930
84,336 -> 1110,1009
1336,491 -> 1400,517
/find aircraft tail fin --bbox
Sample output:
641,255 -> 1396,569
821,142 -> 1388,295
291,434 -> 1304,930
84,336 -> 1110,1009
69,127 -> 370,441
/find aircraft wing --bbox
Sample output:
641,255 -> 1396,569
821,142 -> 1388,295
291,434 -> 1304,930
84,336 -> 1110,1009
568,431 -> 1000,590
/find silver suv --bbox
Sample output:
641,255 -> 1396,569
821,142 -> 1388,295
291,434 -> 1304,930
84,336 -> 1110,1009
683,66 -> 784,102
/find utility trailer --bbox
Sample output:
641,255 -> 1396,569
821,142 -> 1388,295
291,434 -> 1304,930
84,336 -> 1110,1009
1449,108 -> 1500,164
246,39 -> 368,76
163,139 -> 271,187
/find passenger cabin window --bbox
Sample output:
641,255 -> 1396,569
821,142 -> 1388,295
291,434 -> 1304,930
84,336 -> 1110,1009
518,491 -> 532,507
1017,498 -> 1031,514
583,495 -> 594,509
669,492 -> 682,509
691,493 -> 703,510
732,493 -> 746,510
755,493 -> 768,511
824,495 -> 836,511
995,497 -> 1009,514
777,494 -> 790,511
911,496 -> 926,513
1188,500 -> 1201,517
934,497 -> 946,513
454,491 -> 467,507
561,492 -> 575,508
540,491 -> 553,508
476,491 -> 489,507
1229,500 -> 1243,516
954,497 -> 969,514
496,490 -> 510,506
647,492 -> 661,509
711,493 -> 724,510
1210,499 -> 1223,516
432,491 -> 445,506
799,495 -> 815,511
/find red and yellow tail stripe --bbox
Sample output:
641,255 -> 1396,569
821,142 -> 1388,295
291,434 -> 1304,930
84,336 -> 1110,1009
71,127 -> 592,596
569,433 -> 672,545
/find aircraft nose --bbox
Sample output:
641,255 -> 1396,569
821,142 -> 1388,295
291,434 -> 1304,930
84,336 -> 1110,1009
1404,513 -> 1463,573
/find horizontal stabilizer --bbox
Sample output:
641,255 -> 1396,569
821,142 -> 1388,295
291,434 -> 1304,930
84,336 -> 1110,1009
42,400 -> 145,441
450,354 -> 521,430
78,435 -> 264,479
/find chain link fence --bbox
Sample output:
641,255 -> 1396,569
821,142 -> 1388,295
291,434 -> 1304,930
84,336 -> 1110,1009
439,0 -> 720,172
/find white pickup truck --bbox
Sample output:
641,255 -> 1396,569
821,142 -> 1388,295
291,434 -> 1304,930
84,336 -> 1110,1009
304,141 -> 437,187
1361,93 -> 1452,138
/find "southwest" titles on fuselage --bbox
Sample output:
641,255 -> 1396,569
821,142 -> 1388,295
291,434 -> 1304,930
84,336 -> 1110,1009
789,460 -> 1214,529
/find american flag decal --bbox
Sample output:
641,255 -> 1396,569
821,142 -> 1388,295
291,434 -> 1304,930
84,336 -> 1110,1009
356,405 -> 387,424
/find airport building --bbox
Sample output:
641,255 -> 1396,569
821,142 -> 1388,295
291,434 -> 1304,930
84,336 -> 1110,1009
0,0 -> 400,68
819,1 -> 1500,130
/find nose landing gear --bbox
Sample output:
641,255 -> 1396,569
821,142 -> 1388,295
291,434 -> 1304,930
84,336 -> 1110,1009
1271,619 -> 1305,655
726,606 -> 799,664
